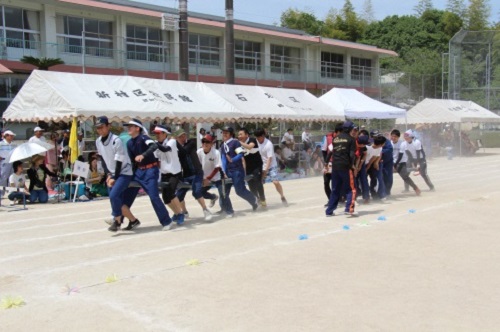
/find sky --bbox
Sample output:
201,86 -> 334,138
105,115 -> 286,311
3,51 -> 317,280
136,0 -> 499,25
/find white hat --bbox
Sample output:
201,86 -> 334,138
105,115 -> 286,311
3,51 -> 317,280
3,130 -> 16,136
404,130 -> 414,138
34,126 -> 44,132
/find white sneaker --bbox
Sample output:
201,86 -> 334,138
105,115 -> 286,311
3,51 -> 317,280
162,223 -> 176,231
209,195 -> 218,208
204,209 -> 213,221
104,218 -> 113,225
225,213 -> 234,218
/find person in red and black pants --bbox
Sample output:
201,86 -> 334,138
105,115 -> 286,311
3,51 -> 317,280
325,121 -> 357,217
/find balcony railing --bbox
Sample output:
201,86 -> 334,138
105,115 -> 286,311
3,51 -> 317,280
0,37 -> 380,88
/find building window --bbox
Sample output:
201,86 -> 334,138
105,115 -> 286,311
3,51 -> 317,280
321,52 -> 344,79
126,25 -> 164,62
0,6 -> 40,49
270,45 -> 300,75
0,76 -> 27,118
351,57 -> 372,82
56,16 -> 113,57
235,40 -> 261,71
189,34 -> 220,67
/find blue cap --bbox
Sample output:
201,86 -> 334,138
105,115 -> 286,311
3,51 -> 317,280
357,135 -> 369,144
343,121 -> 355,129
95,116 -> 109,127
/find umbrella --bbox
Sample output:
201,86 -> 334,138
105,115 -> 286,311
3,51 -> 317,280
7,143 -> 50,163
32,140 -> 55,151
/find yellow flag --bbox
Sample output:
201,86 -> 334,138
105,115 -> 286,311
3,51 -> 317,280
69,117 -> 79,163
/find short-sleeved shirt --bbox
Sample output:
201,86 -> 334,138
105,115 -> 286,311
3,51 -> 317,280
197,147 -> 222,182
365,145 -> 382,165
258,138 -> 277,170
96,133 -> 133,176
397,141 -> 409,163
302,132 -> 311,142
281,132 -> 294,144
242,137 -> 263,173
9,173 -> 26,189
155,138 -> 182,175
404,139 -> 423,160
0,140 -> 15,160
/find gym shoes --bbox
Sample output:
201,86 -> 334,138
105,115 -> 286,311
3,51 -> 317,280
162,222 -> 176,231
176,213 -> 185,226
209,195 -> 218,208
326,212 -> 335,217
260,200 -> 267,207
108,220 -> 121,232
105,216 -> 123,226
204,209 -> 213,221
183,210 -> 189,217
344,211 -> 358,217
281,197 -> 289,207
252,202 -> 259,211
225,213 -> 234,218
123,219 -> 141,231
172,214 -> 178,222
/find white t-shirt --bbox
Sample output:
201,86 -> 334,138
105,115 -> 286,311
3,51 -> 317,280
9,173 -> 26,189
396,141 -> 409,163
302,131 -> 311,142
258,138 -> 277,170
282,146 -> 294,160
404,139 -> 423,160
282,132 -> 294,144
29,135 -> 47,144
155,138 -> 182,175
365,145 -> 382,165
197,147 -> 222,182
95,133 -> 133,176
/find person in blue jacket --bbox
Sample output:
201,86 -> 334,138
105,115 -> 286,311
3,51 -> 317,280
220,126 -> 258,212
125,119 -> 173,231
381,132 -> 394,196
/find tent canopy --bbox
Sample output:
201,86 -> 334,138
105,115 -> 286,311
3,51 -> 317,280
4,70 -> 344,123
395,98 -> 500,124
320,87 -> 406,119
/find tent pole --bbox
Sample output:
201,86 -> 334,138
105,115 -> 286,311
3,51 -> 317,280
459,123 -> 462,157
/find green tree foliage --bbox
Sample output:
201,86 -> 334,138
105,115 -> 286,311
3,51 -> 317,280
280,8 -> 324,36
414,0 -> 434,16
466,0 -> 491,30
446,0 -> 466,17
20,56 -> 64,70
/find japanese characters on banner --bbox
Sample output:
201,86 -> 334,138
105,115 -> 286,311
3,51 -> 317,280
3,70 -> 344,123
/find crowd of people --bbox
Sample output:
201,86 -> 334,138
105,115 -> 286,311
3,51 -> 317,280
322,121 -> 435,217
93,117 -> 289,232
1,118 -> 437,226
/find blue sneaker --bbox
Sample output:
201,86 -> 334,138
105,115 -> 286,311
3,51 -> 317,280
172,214 -> 178,222
176,213 -> 185,226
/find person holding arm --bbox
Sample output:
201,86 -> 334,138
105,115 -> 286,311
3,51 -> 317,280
125,119 -> 173,231
255,129 -> 288,207
238,128 -> 267,207
391,129 -> 421,196
403,130 -> 435,191
325,121 -> 357,217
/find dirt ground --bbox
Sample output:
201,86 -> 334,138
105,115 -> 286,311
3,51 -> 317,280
1,150 -> 500,332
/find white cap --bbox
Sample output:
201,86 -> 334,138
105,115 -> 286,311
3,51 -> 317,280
3,130 -> 15,136
34,126 -> 44,132
404,130 -> 414,138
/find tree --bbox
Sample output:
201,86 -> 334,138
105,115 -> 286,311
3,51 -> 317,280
466,0 -> 491,30
280,8 -> 324,35
324,0 -> 367,42
20,56 -> 64,70
361,0 -> 376,23
446,0 -> 466,17
414,0 -> 434,16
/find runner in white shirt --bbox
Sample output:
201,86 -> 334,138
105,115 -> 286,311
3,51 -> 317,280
403,129 -> 435,191
255,129 -> 288,207
197,134 -> 234,217
0,130 -> 16,196
391,129 -> 420,195
95,116 -> 139,232
365,135 -> 387,200
153,125 -> 185,225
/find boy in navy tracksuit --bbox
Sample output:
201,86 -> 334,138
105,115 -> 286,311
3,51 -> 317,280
381,136 -> 394,196
125,119 -> 173,230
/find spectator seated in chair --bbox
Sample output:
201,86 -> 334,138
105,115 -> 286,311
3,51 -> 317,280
87,157 -> 108,197
28,155 -> 58,203
8,161 -> 30,204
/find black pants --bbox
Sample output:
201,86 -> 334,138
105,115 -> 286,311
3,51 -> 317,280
396,163 -> 418,190
247,168 -> 266,202
324,172 -> 332,199
417,161 -> 434,190
161,173 -> 181,204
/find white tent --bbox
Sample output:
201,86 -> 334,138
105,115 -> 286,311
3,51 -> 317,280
4,70 -> 344,123
320,87 -> 406,119
395,98 -> 500,124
